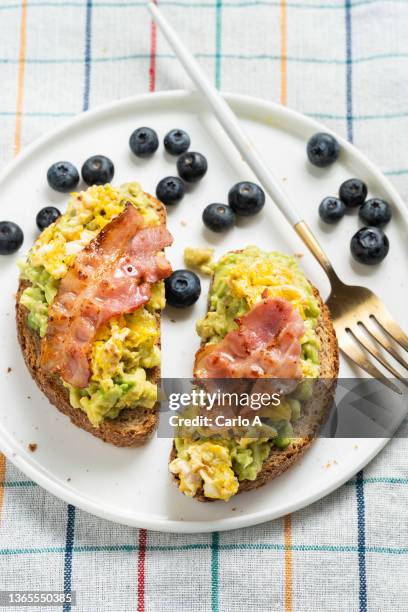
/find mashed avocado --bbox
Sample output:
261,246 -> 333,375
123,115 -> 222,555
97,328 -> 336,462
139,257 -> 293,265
19,182 -> 165,425
171,246 -> 321,500
184,247 -> 214,275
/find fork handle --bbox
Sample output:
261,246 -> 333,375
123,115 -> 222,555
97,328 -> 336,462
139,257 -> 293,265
148,2 -> 301,226
295,221 -> 339,284
148,1 -> 340,278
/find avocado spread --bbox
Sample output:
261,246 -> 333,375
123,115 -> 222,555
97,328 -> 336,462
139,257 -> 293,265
19,182 -> 165,426
171,246 -> 321,501
184,247 -> 214,275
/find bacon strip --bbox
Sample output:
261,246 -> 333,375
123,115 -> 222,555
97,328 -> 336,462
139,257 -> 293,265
40,203 -> 173,388
194,298 -> 304,380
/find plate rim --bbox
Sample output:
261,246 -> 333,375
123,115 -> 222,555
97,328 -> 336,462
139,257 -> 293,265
0,89 -> 400,532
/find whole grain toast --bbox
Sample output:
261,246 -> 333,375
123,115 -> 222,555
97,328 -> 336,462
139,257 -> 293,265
16,193 -> 167,447
170,276 -> 339,501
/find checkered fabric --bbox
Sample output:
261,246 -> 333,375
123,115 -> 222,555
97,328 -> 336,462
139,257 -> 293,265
0,1 -> 407,611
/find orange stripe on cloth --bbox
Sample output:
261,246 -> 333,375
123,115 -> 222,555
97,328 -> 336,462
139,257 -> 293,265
280,5 -> 291,605
284,514 -> 293,612
279,0 -> 287,106
14,0 -> 28,155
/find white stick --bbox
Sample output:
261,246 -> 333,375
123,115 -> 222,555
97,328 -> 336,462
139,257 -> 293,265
147,1 -> 302,227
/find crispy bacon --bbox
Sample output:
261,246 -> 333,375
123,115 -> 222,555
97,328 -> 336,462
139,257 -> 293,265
40,203 -> 173,388
194,298 -> 304,381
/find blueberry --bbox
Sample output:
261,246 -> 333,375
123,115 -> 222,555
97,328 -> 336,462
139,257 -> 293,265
359,198 -> 391,227
177,152 -> 208,183
129,127 -> 159,158
165,269 -> 201,308
156,176 -> 185,206
81,155 -> 114,186
36,206 -> 61,231
350,227 -> 389,265
164,129 -> 190,156
228,181 -> 265,217
47,161 -> 79,193
339,178 -> 367,208
318,197 -> 346,224
0,221 -> 24,255
307,133 -> 340,167
203,203 -> 236,232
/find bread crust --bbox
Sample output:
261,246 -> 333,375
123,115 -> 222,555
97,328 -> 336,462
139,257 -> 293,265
170,266 -> 339,500
16,193 -> 167,447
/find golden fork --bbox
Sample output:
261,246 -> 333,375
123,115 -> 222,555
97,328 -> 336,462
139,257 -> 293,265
298,223 -> 408,392
149,3 -> 408,393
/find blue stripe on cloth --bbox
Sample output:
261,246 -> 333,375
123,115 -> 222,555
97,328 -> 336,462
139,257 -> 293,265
211,532 -> 219,612
345,0 -> 353,142
2,481 -> 37,488
356,471 -> 368,612
83,0 -> 93,111
63,505 -> 75,612
61,6 -> 94,606
344,3 -> 367,608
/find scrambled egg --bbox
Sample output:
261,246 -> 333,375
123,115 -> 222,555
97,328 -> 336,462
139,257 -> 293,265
170,441 -> 239,501
28,182 -> 159,279
19,182 -> 165,425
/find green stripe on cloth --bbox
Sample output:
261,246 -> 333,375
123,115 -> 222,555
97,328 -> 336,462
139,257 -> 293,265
1,544 -> 408,556
3,109 -> 408,123
215,0 -> 223,88
3,51 -> 408,64
211,533 -> 219,612
1,0 -> 408,10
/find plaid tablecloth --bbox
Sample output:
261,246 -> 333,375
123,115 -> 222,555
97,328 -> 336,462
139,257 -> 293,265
1,1 -> 408,611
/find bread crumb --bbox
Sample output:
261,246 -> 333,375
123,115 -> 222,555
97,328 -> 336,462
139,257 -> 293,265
294,253 -> 304,259
170,319 -> 176,323
181,220 -> 187,227
353,444 -> 359,450
27,396 -> 31,400
231,507 -> 236,512
324,460 -> 337,469
67,477 -> 71,482
282,177 -> 287,182
6,367 -> 12,373
28,443 -> 37,453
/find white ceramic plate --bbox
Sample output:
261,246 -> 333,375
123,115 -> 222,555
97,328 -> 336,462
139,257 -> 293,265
0,91 -> 407,533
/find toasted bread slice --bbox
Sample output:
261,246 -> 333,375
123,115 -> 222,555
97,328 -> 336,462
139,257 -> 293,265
170,279 -> 339,500
16,193 -> 166,447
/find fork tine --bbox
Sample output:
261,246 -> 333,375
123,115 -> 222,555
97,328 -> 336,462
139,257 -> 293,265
362,320 -> 408,372
348,327 -> 408,386
372,313 -> 408,352
339,333 -> 402,394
